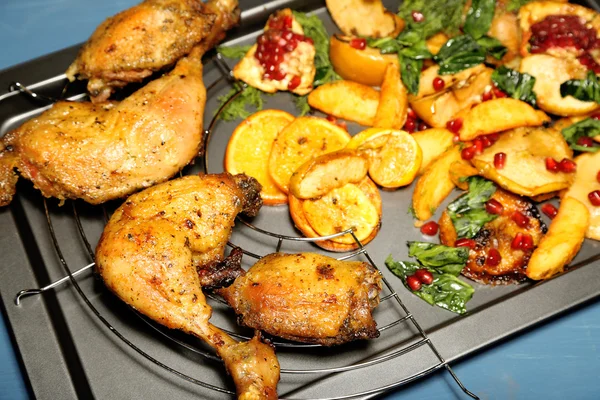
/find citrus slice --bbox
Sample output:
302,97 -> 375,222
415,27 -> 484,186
225,109 -> 294,205
346,128 -> 422,188
268,117 -> 351,194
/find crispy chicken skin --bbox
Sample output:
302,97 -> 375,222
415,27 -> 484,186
66,0 -> 240,102
218,252 -> 382,346
95,173 -> 279,399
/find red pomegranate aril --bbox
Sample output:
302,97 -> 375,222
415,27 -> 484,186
415,269 -> 434,285
577,136 -> 595,147
283,15 -> 293,29
461,145 -> 476,160
521,233 -> 534,250
486,133 -> 500,143
559,158 -> 577,173
485,198 -> 504,215
493,87 -> 508,98
511,232 -> 524,250
541,203 -> 558,219
326,115 -> 336,122
455,238 -> 476,249
446,118 -> 463,134
288,75 -> 301,90
411,10 -> 424,23
433,77 -> 445,91
350,38 -> 367,50
592,113 -> 600,120
420,221 -> 439,236
481,135 -> 493,148
473,137 -> 484,155
589,190 -> 600,206
406,275 -> 422,291
407,108 -> 417,119
404,118 -> 416,133
494,152 -> 507,169
419,122 -> 430,131
482,90 -> 493,102
486,248 -> 502,266
545,157 -> 559,172
511,211 -> 530,228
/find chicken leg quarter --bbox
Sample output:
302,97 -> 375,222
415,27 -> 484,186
95,173 -> 279,399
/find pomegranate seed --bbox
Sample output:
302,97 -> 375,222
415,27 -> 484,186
482,90 -> 493,102
473,137 -> 484,155
455,238 -> 476,249
521,233 -> 534,250
411,11 -> 424,23
446,118 -> 463,134
419,122 -> 430,131
287,75 -> 301,90
591,113 -> 600,120
481,135 -> 493,148
558,158 -> 577,173
486,248 -> 502,266
461,146 -> 476,160
597,169 -> 600,183
485,198 -> 504,215
406,275 -> 422,291
541,203 -> 558,219
407,108 -> 417,119
349,38 -> 367,50
283,15 -> 293,29
577,136 -> 595,147
589,190 -> 600,206
404,118 -> 416,133
420,221 -> 439,236
326,115 -> 336,122
415,269 -> 434,285
511,211 -> 530,228
486,133 -> 500,144
493,87 -> 508,98
545,157 -> 559,172
511,232 -> 524,250
433,77 -> 445,91
494,152 -> 506,169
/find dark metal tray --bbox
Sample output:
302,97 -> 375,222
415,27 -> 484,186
1,0 -> 599,398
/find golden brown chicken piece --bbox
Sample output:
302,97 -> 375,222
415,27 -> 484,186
95,173 -> 279,399
218,252 -> 382,346
66,0 -> 240,102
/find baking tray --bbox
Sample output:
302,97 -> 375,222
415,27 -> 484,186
1,0 -> 600,398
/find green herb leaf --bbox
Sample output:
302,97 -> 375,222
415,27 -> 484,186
399,40 -> 433,60
434,35 -> 486,75
366,37 -> 402,54
491,65 -> 537,106
407,242 -> 469,275
217,45 -> 252,59
561,118 -> 600,153
447,176 -> 498,239
506,0 -> 535,12
216,84 -> 264,122
293,95 -> 311,116
398,0 -> 467,39
560,71 -> 600,103
399,55 -> 423,95
464,0 -> 496,40
476,35 -> 508,60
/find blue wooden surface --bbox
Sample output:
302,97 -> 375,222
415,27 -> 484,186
0,1 -> 599,399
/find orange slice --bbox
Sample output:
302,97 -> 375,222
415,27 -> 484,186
346,128 -> 422,188
225,109 -> 294,205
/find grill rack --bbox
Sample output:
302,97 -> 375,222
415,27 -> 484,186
6,52 -> 480,400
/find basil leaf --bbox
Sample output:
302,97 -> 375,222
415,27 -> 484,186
398,0 -> 467,38
407,242 -> 469,274
491,65 -> 537,106
217,45 -> 252,59
561,118 -> 600,153
366,37 -> 402,54
399,40 -> 433,60
560,71 -> 600,103
506,0 -> 536,12
399,55 -> 423,95
396,30 -> 423,46
434,35 -> 485,75
447,176 -> 498,239
464,0 -> 496,40
476,35 -> 508,60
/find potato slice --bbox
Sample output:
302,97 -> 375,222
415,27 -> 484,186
307,81 -> 379,126
225,109 -> 295,205
268,117 -> 351,194
561,151 -> 600,240
459,98 -> 550,141
426,33 -> 449,56
526,196 -> 590,280
326,0 -> 404,38
449,160 -> 479,190
519,54 -> 600,117
411,128 -> 455,175
329,35 -> 399,86
471,127 -> 574,197
412,146 -> 462,221
289,149 -> 368,200
488,8 -> 520,65
374,63 -> 408,130
289,177 -> 382,251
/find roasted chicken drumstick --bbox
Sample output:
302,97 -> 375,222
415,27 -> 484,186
95,173 -> 279,399
66,0 -> 240,102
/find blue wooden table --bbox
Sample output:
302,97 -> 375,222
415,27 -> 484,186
0,1 -> 599,399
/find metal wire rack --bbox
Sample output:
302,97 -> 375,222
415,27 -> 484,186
6,52 -> 479,399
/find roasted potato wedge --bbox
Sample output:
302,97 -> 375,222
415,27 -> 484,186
374,63 -> 408,130
471,127 -> 574,197
411,128 -> 455,175
412,146 -> 462,221
488,6 -> 520,65
326,0 -> 404,38
289,149 -> 369,200
289,177 -> 382,251
329,35 -> 398,86
268,117 -> 351,193
526,196 -> 590,280
561,151 -> 600,240
426,33 -> 450,56
448,160 -> 479,190
307,81 -> 379,126
519,54 -> 600,117
459,98 -> 550,141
